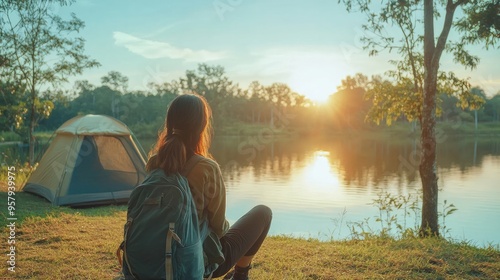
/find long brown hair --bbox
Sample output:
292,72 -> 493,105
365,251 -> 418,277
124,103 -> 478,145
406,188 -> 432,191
146,93 -> 212,174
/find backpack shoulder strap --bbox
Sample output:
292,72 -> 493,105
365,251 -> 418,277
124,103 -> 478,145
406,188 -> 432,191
181,154 -> 204,177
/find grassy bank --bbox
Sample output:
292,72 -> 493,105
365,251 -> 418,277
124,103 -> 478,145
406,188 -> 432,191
325,121 -> 500,139
1,120 -> 499,144
396,121 -> 500,137
0,188 -> 499,280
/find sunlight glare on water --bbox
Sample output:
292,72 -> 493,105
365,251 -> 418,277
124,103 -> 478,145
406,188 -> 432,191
289,150 -> 347,211
214,136 -> 500,245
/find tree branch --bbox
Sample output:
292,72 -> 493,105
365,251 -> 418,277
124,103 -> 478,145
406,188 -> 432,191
432,0 -> 458,68
5,5 -> 32,90
452,0 -> 470,10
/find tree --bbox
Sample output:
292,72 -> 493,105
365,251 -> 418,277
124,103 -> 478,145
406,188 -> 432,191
101,71 -> 129,93
179,64 -> 239,124
148,80 -> 181,96
438,93 -> 460,121
71,80 -> 97,114
100,71 -> 129,118
0,81 -> 27,132
484,93 -> 500,122
245,81 -> 267,123
329,74 -> 371,129
0,0 -> 100,165
38,89 -> 73,130
265,83 -> 295,128
365,70 -> 484,126
340,0 -> 498,236
346,1 -> 484,127
469,87 -> 487,129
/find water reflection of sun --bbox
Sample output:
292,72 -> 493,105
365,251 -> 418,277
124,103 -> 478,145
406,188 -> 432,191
301,150 -> 341,192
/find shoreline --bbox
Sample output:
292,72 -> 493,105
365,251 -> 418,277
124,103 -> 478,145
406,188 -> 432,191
1,121 -> 500,144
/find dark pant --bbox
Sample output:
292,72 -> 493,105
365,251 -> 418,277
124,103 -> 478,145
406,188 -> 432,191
212,205 -> 273,278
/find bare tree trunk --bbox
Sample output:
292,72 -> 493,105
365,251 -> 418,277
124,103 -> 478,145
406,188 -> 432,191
420,0 -> 458,237
420,70 -> 439,236
420,0 -> 439,236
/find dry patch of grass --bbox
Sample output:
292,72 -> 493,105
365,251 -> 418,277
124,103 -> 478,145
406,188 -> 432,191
8,213 -> 126,279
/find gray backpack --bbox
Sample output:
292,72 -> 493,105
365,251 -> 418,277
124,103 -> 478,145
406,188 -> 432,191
117,155 -> 205,280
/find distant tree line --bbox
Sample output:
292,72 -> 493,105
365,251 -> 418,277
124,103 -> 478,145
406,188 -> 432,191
2,63 -> 499,142
11,64 -> 315,138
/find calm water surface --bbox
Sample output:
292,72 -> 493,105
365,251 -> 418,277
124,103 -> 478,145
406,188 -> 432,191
201,135 -> 500,246
4,133 -> 499,246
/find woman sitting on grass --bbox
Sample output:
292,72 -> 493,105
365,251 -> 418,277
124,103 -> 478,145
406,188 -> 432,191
146,93 -> 272,280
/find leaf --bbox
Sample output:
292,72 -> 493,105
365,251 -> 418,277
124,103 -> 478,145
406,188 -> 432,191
446,208 -> 458,216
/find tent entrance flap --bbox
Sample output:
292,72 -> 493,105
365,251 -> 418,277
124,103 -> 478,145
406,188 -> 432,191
68,135 -> 139,195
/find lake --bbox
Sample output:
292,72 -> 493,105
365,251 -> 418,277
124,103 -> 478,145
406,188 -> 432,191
191,134 -> 499,246
3,132 -> 499,246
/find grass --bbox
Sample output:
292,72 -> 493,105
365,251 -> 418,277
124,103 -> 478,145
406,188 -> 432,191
215,120 -> 500,139
0,131 -> 55,143
0,185 -> 499,279
0,165 -> 31,192
0,131 -> 22,142
331,121 -> 500,138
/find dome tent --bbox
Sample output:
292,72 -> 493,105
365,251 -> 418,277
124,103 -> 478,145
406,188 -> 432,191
23,114 -> 147,206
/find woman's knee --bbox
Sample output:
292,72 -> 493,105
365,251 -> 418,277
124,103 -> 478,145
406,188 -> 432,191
252,205 -> 272,223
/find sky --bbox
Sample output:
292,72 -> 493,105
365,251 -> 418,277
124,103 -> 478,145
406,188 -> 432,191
56,0 -> 500,103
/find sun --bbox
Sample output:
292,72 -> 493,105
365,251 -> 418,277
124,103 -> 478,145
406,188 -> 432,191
290,81 -> 332,104
287,62 -> 345,105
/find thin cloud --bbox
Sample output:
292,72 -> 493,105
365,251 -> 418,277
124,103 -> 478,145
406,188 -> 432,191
113,31 -> 227,62
230,47 -> 352,84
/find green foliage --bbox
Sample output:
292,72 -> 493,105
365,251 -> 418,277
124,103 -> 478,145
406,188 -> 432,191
0,0 -> 100,164
4,63 -> 498,141
348,191 -> 458,240
456,0 -> 500,48
338,0 -> 495,127
0,0 -> 100,87
365,75 -> 422,125
0,162 -> 32,186
484,94 -> 500,121
33,64 -> 311,135
0,131 -> 21,142
440,199 -> 458,237
101,71 -> 129,93
459,111 -> 475,122
0,81 -> 27,131
339,0 -> 497,237
358,72 -> 486,126
327,73 -> 371,129
177,63 -> 238,123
